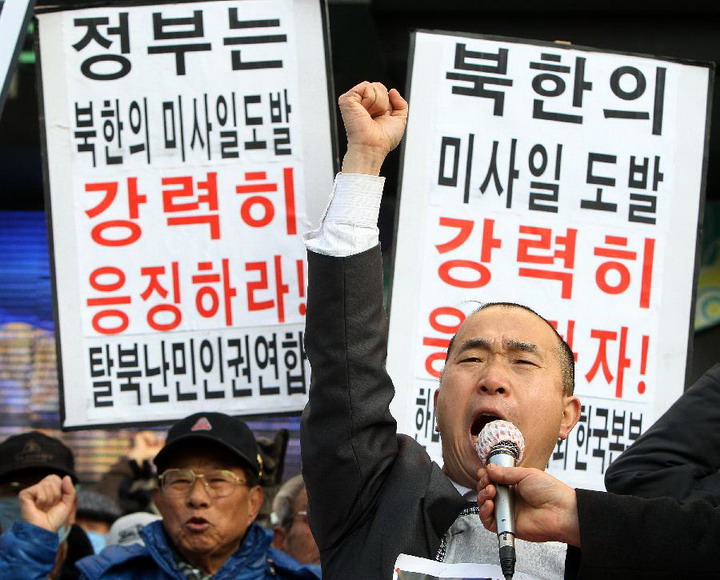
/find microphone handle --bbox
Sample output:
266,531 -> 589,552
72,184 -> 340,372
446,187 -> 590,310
488,450 -> 517,580
488,451 -> 516,534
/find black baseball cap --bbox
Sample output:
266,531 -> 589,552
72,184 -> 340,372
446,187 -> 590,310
154,412 -> 262,478
0,431 -> 78,484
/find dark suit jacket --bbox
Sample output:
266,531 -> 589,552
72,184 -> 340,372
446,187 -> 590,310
300,246 -> 467,579
566,488 -> 720,578
604,363 -> 720,505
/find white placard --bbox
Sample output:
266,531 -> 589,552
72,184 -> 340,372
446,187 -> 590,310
388,30 -> 712,490
0,0 -> 35,117
36,0 -> 335,428
393,553 -> 542,580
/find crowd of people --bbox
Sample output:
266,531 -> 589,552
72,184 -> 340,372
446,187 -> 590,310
1,80 -> 719,579
0,416 -> 320,579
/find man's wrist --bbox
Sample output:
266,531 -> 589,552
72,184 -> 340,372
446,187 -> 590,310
16,513 -> 60,534
558,488 -> 581,547
341,144 -> 388,176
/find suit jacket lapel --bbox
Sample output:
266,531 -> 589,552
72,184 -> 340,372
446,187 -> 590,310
422,463 -> 468,558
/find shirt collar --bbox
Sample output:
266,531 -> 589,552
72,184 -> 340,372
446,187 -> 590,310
449,478 -> 477,502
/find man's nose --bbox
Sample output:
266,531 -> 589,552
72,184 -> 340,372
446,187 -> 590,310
478,361 -> 509,395
187,476 -> 212,506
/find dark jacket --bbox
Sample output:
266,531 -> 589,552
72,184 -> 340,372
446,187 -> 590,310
0,522 -> 92,580
300,247 -> 466,580
565,488 -> 720,578
0,520 -> 319,579
605,363 -> 720,505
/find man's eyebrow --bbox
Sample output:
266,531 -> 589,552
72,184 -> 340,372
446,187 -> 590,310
456,337 -> 542,356
504,338 -> 541,355
456,338 -> 492,354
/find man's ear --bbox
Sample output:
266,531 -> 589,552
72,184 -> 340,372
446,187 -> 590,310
272,526 -> 286,549
559,396 -> 581,439
433,381 -> 444,433
247,485 -> 264,524
151,488 -> 165,512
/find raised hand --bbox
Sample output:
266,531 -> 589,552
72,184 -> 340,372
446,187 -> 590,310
127,430 -> 165,464
338,81 -> 409,176
18,474 -> 76,533
476,463 -> 581,547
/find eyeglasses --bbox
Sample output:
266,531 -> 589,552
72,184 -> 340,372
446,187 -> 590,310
158,469 -> 247,498
282,510 -> 309,529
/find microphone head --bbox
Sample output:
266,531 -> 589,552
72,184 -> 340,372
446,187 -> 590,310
476,420 -> 525,465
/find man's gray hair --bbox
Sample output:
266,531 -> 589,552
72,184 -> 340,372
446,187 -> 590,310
271,474 -> 306,528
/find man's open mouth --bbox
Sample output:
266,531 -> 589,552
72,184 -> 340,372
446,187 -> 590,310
470,413 -> 502,445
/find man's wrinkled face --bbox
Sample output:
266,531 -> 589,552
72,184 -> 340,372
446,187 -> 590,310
153,446 -> 262,571
435,306 -> 580,488
281,487 -> 320,565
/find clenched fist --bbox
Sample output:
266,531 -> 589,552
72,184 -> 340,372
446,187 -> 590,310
18,474 -> 76,533
338,81 -> 409,176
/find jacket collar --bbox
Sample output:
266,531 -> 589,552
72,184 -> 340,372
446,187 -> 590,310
422,463 -> 469,557
79,520 -> 276,579
145,522 -> 274,578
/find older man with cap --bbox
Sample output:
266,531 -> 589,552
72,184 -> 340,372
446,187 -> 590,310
0,413 -> 320,579
0,431 -> 94,579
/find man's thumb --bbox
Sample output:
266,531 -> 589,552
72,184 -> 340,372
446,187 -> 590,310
60,475 -> 76,502
486,463 -> 523,485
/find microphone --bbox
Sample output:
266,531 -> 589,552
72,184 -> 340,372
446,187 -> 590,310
476,420 -> 525,580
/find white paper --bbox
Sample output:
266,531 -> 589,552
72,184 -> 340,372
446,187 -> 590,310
393,553 -> 543,580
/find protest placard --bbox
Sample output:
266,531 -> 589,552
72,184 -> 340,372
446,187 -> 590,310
388,30 -> 713,488
36,0 -> 335,427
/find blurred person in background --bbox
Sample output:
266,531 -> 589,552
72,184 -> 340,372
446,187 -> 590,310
104,512 -> 162,548
74,489 -> 122,554
271,474 -> 320,572
0,431 -> 93,579
94,431 -> 164,516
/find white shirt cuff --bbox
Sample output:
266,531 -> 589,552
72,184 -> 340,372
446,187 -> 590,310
304,172 -> 384,257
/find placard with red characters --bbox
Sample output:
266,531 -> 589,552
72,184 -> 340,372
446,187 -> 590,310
36,0 -> 334,428
387,30 -> 712,490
